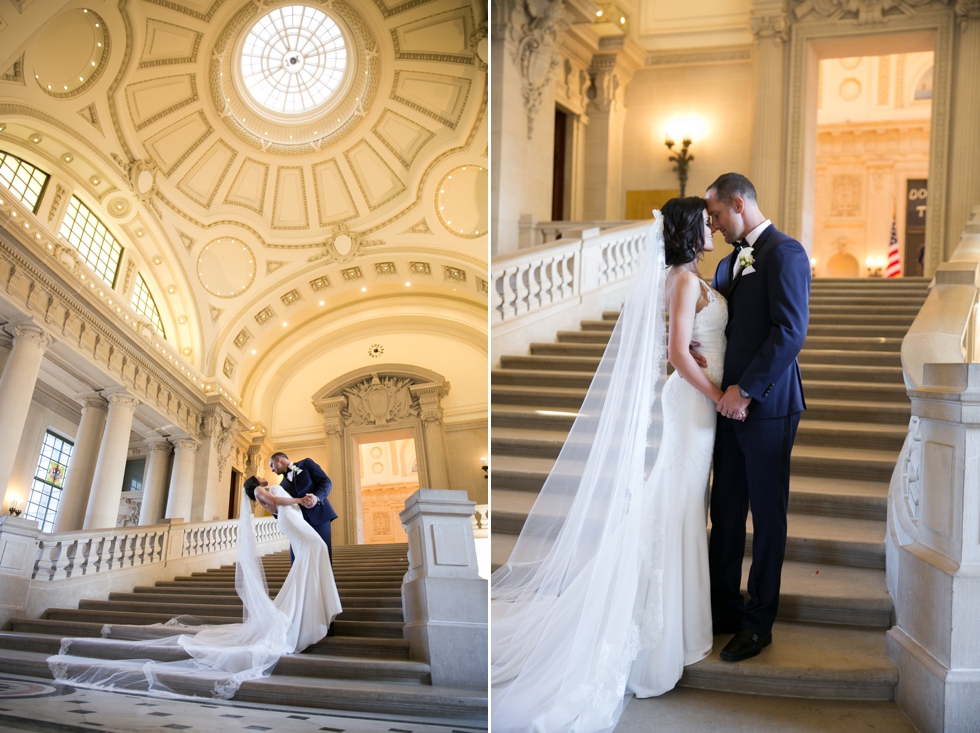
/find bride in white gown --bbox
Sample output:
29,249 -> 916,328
491,198 -> 732,733
47,475 -> 341,699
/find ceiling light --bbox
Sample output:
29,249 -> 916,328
361,287 -> 367,292
251,349 -> 256,355
596,9 -> 603,15
90,176 -> 100,186
405,282 -> 411,286
282,322 -> 287,327
319,300 -> 324,306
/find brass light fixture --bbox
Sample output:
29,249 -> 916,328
665,135 -> 694,197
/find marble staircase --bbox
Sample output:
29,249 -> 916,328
490,276 -> 930,700
0,543 -> 488,720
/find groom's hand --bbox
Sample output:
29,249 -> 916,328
717,385 -> 751,421
300,494 -> 318,509
689,341 -> 707,369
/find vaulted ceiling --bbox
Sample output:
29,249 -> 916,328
0,0 -> 488,419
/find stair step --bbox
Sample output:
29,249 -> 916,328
679,621 -> 896,700
803,336 -> 903,352
78,599 -> 403,622
748,514 -> 884,569
492,368 -> 595,388
804,398 -> 910,425
490,442 -> 898,492
500,354 -> 602,372
794,421 -> 906,453
798,350 -> 902,367
42,609 -> 406,637
808,313 -> 915,326
747,560 -> 892,628
492,420 -> 905,457
807,324 -> 910,338
0,649 -> 487,719
798,363 -> 905,383
0,632 -> 431,684
492,404 -> 579,431
7,618 -> 412,659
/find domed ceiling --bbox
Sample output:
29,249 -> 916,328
0,0 -> 488,414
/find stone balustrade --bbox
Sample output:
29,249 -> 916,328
518,215 -> 634,249
491,221 -> 651,365
0,514 -> 288,627
887,205 -> 980,732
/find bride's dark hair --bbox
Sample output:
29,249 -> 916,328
662,196 -> 708,266
243,476 -> 260,502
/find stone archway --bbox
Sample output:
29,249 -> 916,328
312,364 -> 451,545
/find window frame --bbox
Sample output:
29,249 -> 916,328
0,149 -> 50,215
59,195 -> 124,288
25,430 -> 75,533
131,272 -> 166,338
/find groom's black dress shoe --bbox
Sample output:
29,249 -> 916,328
712,617 -> 742,635
720,628 -> 771,662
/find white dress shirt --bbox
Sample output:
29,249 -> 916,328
732,219 -> 772,278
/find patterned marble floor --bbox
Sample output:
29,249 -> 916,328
0,674 -> 487,733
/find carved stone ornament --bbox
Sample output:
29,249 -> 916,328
307,223 -> 384,264
751,13 -> 789,41
956,0 -> 980,27
342,375 -> 419,427
509,0 -> 569,138
793,0 -> 938,24
127,159 -> 158,204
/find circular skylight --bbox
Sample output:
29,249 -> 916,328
240,5 -> 347,115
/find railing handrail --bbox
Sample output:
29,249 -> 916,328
495,220 -> 652,267
888,205 -> 980,599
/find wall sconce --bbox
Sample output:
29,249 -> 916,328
810,257 -> 817,278
665,135 -> 694,197
7,497 -> 24,517
481,457 -> 488,480
865,256 -> 886,278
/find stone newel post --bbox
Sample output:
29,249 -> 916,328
400,489 -> 488,690
888,362 -> 980,733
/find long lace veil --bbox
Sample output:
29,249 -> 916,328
491,213 -> 669,733
47,494 -> 292,699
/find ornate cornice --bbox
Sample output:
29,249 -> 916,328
645,45 -> 752,68
0,225 -> 204,434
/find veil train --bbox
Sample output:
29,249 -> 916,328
491,213 -> 670,733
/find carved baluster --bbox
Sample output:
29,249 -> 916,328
60,539 -> 79,579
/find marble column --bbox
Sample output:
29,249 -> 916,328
53,396 -> 108,532
749,2 -> 789,223
83,390 -> 139,530
0,322 -> 54,505
138,439 -> 173,526
582,37 -> 640,221
411,382 -> 451,489
165,438 -> 199,522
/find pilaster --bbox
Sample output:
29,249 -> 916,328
410,381 -> 452,489
582,37 -> 642,220
750,0 -> 788,221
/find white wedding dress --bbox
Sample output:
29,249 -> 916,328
491,214 -> 726,733
47,485 -> 342,699
629,280 -> 724,697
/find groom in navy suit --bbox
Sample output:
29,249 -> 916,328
700,173 -> 810,662
269,451 -> 338,562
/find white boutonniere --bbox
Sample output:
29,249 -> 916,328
287,463 -> 303,479
737,248 -> 755,270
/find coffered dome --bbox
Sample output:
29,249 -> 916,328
0,0 -> 489,422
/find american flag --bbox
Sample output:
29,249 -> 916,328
886,215 -> 901,278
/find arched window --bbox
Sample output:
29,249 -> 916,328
131,273 -> 165,337
59,196 -> 123,286
0,150 -> 49,213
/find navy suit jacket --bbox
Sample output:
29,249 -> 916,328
711,224 -> 810,420
279,457 -> 338,526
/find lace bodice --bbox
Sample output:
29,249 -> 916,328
692,282 -> 727,387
